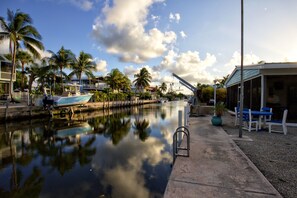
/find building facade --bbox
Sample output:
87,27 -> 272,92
225,62 -> 297,121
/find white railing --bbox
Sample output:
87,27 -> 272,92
0,71 -> 16,81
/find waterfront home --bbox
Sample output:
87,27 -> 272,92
0,58 -> 15,99
71,76 -> 109,91
225,62 -> 297,120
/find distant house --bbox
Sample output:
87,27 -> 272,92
225,62 -> 297,120
0,57 -> 16,97
71,76 -> 109,92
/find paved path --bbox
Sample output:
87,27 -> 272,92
164,116 -> 282,198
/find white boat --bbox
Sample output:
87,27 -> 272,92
55,122 -> 93,138
44,84 -> 93,108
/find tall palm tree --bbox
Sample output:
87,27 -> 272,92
48,46 -> 75,91
105,68 -> 124,92
17,51 -> 33,91
133,67 -> 152,92
69,51 -> 96,85
160,82 -> 167,94
120,75 -> 131,92
0,9 -> 44,100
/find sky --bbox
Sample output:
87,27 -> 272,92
1,0 -> 297,93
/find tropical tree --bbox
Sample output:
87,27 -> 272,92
133,67 -> 152,92
48,46 -> 75,91
160,82 -> 167,94
69,51 -> 96,85
105,68 -> 124,92
120,75 -> 131,92
0,9 -> 44,100
25,63 -> 46,94
16,51 -> 33,91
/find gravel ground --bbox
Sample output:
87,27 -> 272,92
221,113 -> 297,198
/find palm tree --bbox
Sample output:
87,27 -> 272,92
133,67 -> 152,92
0,9 -> 44,100
17,51 -> 33,91
69,51 -> 96,85
48,46 -> 75,92
25,63 -> 45,94
160,82 -> 167,94
105,68 -> 124,92
120,75 -> 131,92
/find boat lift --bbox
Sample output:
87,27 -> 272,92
172,73 -> 200,106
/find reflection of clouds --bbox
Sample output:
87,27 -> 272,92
103,166 -> 149,198
159,127 -> 173,145
92,136 -> 171,198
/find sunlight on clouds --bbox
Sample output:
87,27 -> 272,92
92,0 -> 176,63
160,50 -> 216,84
124,65 -> 161,83
224,51 -> 260,73
92,136 -> 171,198
95,59 -> 107,73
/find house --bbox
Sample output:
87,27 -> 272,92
71,76 -> 109,91
0,58 -> 16,98
225,62 -> 297,121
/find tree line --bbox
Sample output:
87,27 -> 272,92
0,9 -> 226,103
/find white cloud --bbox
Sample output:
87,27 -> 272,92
160,50 -> 217,85
95,59 -> 108,72
124,65 -> 161,84
92,0 -> 176,63
91,136 -> 171,198
123,65 -> 137,77
71,0 -> 94,11
223,51 -> 261,74
169,12 -> 181,23
151,14 -> 160,27
180,31 -> 187,39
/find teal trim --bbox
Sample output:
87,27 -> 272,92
226,69 -> 260,87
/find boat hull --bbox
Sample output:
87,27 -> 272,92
53,94 -> 93,107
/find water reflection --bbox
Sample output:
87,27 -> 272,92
133,118 -> 151,142
0,101 -> 186,197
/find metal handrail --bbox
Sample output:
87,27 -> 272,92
173,126 -> 190,163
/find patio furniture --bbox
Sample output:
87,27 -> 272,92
234,106 -> 249,126
243,109 -> 259,132
261,107 -> 273,122
242,110 -> 273,130
267,109 -> 288,135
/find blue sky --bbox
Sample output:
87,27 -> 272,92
1,0 -> 297,93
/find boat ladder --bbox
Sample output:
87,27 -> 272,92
173,126 -> 190,163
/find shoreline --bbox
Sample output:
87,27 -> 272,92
0,99 -> 158,122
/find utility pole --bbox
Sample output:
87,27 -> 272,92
239,0 -> 244,138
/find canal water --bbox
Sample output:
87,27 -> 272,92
0,101 -> 187,198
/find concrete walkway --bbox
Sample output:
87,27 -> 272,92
164,116 -> 282,198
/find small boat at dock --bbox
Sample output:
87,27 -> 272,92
43,83 -> 93,108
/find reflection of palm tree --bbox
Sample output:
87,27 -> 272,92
160,110 -> 166,120
133,118 -> 151,142
0,126 -> 43,198
0,166 -> 44,198
105,114 -> 131,145
74,136 -> 96,166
